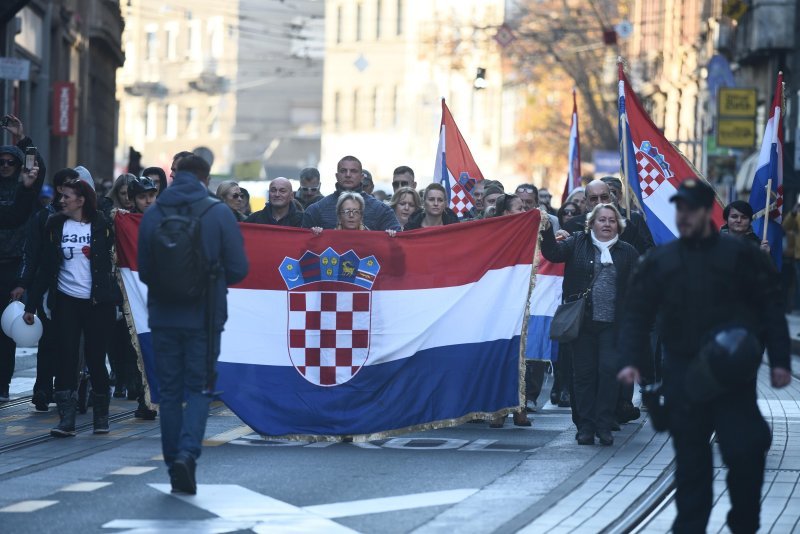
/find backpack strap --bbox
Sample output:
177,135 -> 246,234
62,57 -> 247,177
158,195 -> 221,218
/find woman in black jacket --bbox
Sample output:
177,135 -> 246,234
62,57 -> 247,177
541,203 -> 639,446
23,179 -> 117,437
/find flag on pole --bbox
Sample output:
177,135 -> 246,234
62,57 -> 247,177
562,89 -> 581,204
618,62 -> 724,244
434,98 -> 484,217
749,72 -> 784,268
115,212 -> 541,440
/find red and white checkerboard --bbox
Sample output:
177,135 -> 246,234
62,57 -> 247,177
636,152 -> 666,199
287,291 -> 371,386
449,183 -> 474,216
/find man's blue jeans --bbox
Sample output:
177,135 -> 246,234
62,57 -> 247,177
152,327 -> 221,467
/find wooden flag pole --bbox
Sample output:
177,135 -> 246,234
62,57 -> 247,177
763,178 -> 772,242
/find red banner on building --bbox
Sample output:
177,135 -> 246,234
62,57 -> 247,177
52,82 -> 75,136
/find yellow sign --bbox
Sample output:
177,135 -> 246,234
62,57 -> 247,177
717,119 -> 756,148
718,88 -> 757,117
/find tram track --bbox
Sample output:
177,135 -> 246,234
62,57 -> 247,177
0,395 -> 33,411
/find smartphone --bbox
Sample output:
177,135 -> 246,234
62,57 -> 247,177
24,147 -> 36,172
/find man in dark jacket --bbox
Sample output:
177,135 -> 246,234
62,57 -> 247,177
563,179 -> 655,255
301,156 -> 400,231
618,179 -> 791,533
246,177 -> 303,226
295,167 -> 324,208
138,155 -> 248,494
0,144 -> 41,401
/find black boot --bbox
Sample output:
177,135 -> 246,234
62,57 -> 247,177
93,391 -> 110,434
51,391 -> 77,437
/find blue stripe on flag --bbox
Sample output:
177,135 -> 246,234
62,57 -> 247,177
526,315 -> 558,362
216,337 -> 521,437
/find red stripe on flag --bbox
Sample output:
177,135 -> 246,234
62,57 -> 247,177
115,210 -> 541,291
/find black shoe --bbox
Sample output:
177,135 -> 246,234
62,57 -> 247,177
135,403 -> 157,420
113,387 -> 127,399
32,391 -> 49,412
597,430 -> 614,446
93,392 -> 110,434
51,390 -> 77,437
616,402 -> 641,424
577,431 -> 595,445
558,390 -> 571,408
0,387 -> 9,402
170,455 -> 197,495
550,390 -> 559,405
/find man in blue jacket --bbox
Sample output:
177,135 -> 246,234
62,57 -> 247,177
138,155 -> 249,494
301,155 -> 400,230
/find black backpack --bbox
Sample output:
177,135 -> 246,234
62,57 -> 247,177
148,196 -> 219,302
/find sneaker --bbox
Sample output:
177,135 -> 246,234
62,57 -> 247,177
0,387 -> 9,402
135,405 -> 157,420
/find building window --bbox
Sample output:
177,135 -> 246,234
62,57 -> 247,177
336,6 -> 343,44
376,0 -> 382,39
353,89 -> 359,128
145,31 -> 157,61
396,0 -> 403,35
146,103 -> 157,139
356,3 -> 363,41
165,27 -> 177,60
165,104 -> 178,139
334,91 -> 341,130
392,85 -> 399,127
186,107 -> 196,136
187,20 -> 201,59
372,88 -> 379,128
209,17 -> 224,59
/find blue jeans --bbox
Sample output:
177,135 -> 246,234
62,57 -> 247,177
152,327 -> 221,467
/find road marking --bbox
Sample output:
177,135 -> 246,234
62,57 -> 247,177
109,466 -> 157,476
102,484 -> 478,532
304,489 -> 479,518
60,482 -> 112,492
203,425 -> 253,446
0,500 -> 58,513
150,455 -> 164,461
459,439 -> 520,452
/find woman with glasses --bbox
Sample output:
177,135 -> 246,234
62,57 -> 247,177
24,179 -> 118,437
311,192 -> 396,236
216,180 -> 246,222
558,201 -> 581,227
388,186 -> 421,230
404,183 -> 459,230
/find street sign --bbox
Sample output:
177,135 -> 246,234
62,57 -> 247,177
717,119 -> 756,148
718,88 -> 757,117
0,58 -> 30,81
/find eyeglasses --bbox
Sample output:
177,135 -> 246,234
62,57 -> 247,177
587,194 -> 611,203
516,188 -> 535,193
340,209 -> 362,216
0,159 -> 18,167
562,210 -> 577,216
300,186 -> 319,192
392,181 -> 410,188
231,193 -> 244,199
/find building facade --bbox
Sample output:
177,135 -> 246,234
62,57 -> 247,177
1,0 -> 124,181
116,0 -> 323,180
320,0 -> 512,191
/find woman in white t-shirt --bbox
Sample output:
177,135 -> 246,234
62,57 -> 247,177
24,178 -> 118,438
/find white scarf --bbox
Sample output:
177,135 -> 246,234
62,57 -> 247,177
591,231 -> 618,264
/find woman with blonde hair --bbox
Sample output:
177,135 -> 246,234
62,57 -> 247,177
389,187 -> 421,230
312,192 -> 396,236
106,174 -> 136,211
216,180 -> 246,221
541,203 -> 638,446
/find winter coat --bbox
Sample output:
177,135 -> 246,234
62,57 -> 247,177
137,171 -> 249,330
246,201 -> 303,227
301,184 -> 400,231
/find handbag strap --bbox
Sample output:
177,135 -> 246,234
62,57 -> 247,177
582,264 -> 604,298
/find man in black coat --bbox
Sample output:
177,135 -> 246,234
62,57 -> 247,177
618,179 -> 791,533
246,177 -> 303,227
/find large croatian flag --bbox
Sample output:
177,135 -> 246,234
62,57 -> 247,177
749,72 -> 784,268
115,211 -> 541,440
525,253 -> 564,362
434,98 -> 484,217
619,63 -> 724,243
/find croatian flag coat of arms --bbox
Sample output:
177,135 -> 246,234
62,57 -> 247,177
115,210 -> 541,441
281,248 -> 379,386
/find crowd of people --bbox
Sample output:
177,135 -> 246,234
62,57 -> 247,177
0,113 -> 794,525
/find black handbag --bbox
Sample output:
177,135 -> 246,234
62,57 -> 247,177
549,266 -> 603,342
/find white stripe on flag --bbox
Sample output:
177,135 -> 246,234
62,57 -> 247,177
643,180 -> 680,237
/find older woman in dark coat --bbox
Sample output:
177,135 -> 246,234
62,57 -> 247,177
541,204 -> 639,446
